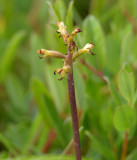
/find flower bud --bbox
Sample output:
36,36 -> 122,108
84,43 -> 94,49
72,43 -> 95,61
37,49 -> 66,59
75,28 -> 82,33
57,22 -> 68,37
54,65 -> 71,80
71,28 -> 82,36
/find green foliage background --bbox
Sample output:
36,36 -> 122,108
0,0 -> 137,159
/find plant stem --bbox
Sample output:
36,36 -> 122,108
42,130 -> 56,153
80,59 -> 107,83
122,10 -> 137,34
121,131 -> 129,160
67,48 -> 81,160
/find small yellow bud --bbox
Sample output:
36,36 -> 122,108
72,43 -> 95,61
84,43 -> 94,49
57,21 -> 68,41
71,28 -> 82,36
37,22 -> 95,80
54,65 -> 71,80
37,49 -> 49,55
37,49 -> 66,59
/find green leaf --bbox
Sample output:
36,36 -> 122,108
4,74 -> 25,112
66,1 -> 74,32
55,0 -> 66,21
100,107 -> 113,132
31,77 -> 68,146
46,1 -> 59,22
22,114 -> 46,154
2,155 -> 90,160
126,148 -> 137,160
106,35 -> 121,74
113,106 -> 136,132
120,29 -> 133,65
0,133 -> 18,156
107,78 -> 125,106
118,68 -> 135,104
73,66 -> 85,110
73,6 -> 83,25
83,15 -> 106,68
0,30 -> 26,82
132,89 -> 137,108
48,0 -> 66,21
4,123 -> 29,153
85,131 -> 116,160
44,64 -> 67,112
30,33 -> 45,78
90,0 -> 106,16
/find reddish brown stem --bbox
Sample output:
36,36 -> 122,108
122,10 -> 137,34
80,59 -> 107,83
121,131 -> 129,160
42,130 -> 56,153
67,49 -> 81,160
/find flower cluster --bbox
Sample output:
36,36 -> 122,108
37,22 -> 94,80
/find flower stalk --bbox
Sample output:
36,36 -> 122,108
37,22 -> 94,160
67,48 -> 81,160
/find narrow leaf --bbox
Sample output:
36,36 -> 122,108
66,1 -> 74,32
0,30 -> 26,82
31,77 -> 68,146
85,131 -> 116,160
73,66 -> 85,109
44,64 -> 67,112
5,74 -> 25,112
126,148 -> 137,160
0,133 -> 18,156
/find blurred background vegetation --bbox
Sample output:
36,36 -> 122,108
0,0 -> 137,159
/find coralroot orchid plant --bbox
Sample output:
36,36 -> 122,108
37,22 -> 94,160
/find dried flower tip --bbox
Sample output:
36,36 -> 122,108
84,43 -> 94,49
71,28 -> 82,36
58,77 -> 63,81
89,51 -> 96,56
54,65 -> 71,80
75,28 -> 82,33
37,49 -> 46,55
37,49 -> 66,59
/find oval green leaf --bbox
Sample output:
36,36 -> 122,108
113,106 -> 136,132
118,68 -> 135,104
